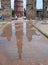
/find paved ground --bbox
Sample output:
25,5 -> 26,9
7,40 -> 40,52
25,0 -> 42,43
33,25 -> 48,37
32,20 -> 48,37
0,20 -> 48,65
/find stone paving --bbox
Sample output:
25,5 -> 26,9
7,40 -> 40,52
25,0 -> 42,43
33,25 -> 48,37
32,20 -> 48,37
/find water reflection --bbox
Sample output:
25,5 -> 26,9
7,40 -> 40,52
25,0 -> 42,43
0,21 -> 48,63
15,22 -> 23,59
1,24 -> 12,41
26,22 -> 36,41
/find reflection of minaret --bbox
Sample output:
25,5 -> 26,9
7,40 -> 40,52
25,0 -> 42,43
14,0 -> 24,17
15,22 -> 23,59
26,22 -> 36,42
1,24 -> 12,41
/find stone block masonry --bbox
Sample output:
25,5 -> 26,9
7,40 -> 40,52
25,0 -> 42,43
26,0 -> 36,19
14,0 -> 24,17
1,0 -> 12,20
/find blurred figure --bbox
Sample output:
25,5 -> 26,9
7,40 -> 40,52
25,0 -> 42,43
15,14 -> 17,20
18,13 -> 20,18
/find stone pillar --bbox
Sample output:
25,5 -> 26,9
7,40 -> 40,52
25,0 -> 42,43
26,0 -> 36,19
43,0 -> 47,18
1,0 -> 12,19
46,0 -> 48,17
14,0 -> 24,17
0,0 -> 2,16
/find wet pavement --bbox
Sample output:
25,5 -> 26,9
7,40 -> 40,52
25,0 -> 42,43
32,20 -> 48,37
0,20 -> 48,65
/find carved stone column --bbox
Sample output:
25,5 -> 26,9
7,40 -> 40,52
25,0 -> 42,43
26,0 -> 36,19
1,0 -> 12,19
14,0 -> 24,17
43,0 -> 47,18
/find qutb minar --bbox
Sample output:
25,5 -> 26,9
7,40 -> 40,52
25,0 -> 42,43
14,0 -> 24,17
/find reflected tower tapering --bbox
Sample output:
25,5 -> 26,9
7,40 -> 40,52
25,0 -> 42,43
15,22 -> 23,59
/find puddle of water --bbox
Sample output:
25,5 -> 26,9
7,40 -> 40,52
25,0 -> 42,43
32,35 -> 41,40
23,22 -> 26,35
0,32 -> 3,36
0,21 -> 48,64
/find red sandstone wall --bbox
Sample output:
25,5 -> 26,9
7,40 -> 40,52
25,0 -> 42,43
14,0 -> 24,17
